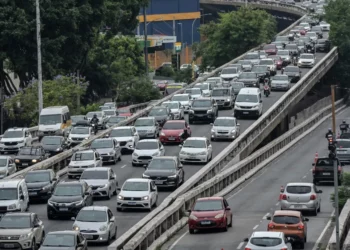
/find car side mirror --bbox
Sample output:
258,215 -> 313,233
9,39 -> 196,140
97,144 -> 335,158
110,217 -> 115,222
187,209 -> 191,213
266,216 -> 271,220
52,178 -> 57,181
71,217 -> 76,221
226,207 -> 231,211
117,187 -> 121,191
237,123 -> 240,126
259,100 -> 262,103
243,238 -> 249,242
34,223 -> 40,228
317,190 -> 323,193
303,218 -> 309,221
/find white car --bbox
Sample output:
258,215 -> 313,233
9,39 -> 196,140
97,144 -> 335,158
220,67 -> 241,83
298,53 -> 316,67
194,83 -> 212,97
244,232 -> 292,250
67,149 -> 102,178
171,94 -> 192,112
210,117 -> 240,141
276,50 -> 291,64
0,127 -> 32,154
162,101 -> 184,120
104,109 -> 117,118
185,88 -> 203,100
319,21 -> 330,31
72,206 -> 117,243
179,137 -> 213,164
207,77 -> 223,86
306,32 -> 318,42
132,139 -> 165,166
259,59 -> 276,75
0,156 -> 16,178
117,178 -> 158,211
180,64 -> 191,70
109,126 -> 139,152
300,22 -> 311,31
67,126 -> 92,147
258,50 -> 268,59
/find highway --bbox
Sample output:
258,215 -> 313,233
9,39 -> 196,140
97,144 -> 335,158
163,105 -> 349,250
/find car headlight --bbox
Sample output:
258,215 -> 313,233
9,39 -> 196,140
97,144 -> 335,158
8,204 -> 17,210
142,196 -> 149,200
88,164 -> 95,168
85,137 -> 89,140
211,129 -> 215,133
127,139 -> 133,142
226,98 -> 230,102
189,214 -> 198,220
231,129 -> 236,133
235,105 -> 240,109
19,233 -> 31,240
142,174 -> 150,178
215,213 -> 224,219
32,159 -> 38,163
17,140 -> 24,143
152,152 -> 159,156
199,151 -> 207,155
160,132 -> 165,136
99,184 -> 108,188
42,185 -> 51,191
72,200 -> 84,206
56,148 -> 62,151
117,195 -> 124,200
168,175 -> 177,178
99,225 -> 108,231
108,151 -> 114,155
207,109 -> 212,114
48,200 -> 56,206
133,152 -> 139,157
189,110 -> 194,114
73,225 -> 80,231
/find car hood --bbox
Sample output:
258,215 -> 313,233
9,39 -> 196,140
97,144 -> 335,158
69,160 -> 95,166
211,96 -> 231,100
271,80 -> 289,84
169,108 -> 180,113
299,59 -> 314,62
133,148 -> 159,156
119,190 -> 150,197
285,71 -> 299,76
111,136 -> 133,142
236,102 -> 258,107
191,210 -> 224,218
212,126 -> 236,131
0,228 -> 33,235
249,59 -> 260,64
69,134 -> 89,138
26,181 -> 50,189
191,107 -> 211,111
0,138 -> 23,143
16,155 -> 41,160
144,169 -> 176,177
221,74 -> 239,78
40,246 -> 76,250
80,179 -> 108,187
135,126 -> 155,131
74,221 -> 106,231
201,90 -> 210,94
161,129 -> 183,136
42,144 -> 62,151
92,148 -> 113,155
181,148 -> 207,153
49,195 -> 83,203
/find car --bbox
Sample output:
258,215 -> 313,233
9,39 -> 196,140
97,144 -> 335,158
171,94 -> 192,111
103,102 -> 116,109
40,231 -> 88,250
0,179 -> 29,213
187,197 -> 232,234
312,157 -> 343,185
259,58 -> 277,75
298,36 -> 312,47
47,181 -> 93,219
86,111 -> 108,129
132,139 -> 165,166
316,39 -> 331,52
134,117 -> 160,139
142,156 -> 184,189
179,137 -> 213,164
237,60 -> 253,72
103,109 -> 118,119
210,87 -> 235,109
148,106 -> 174,127
280,182 -> 322,215
237,72 -> 259,88
311,25 -> 323,38
159,120 -> 191,144
117,178 -> 158,211
295,26 -> 307,36
180,64 -> 191,70
193,83 -> 212,97
267,210 -> 309,249
165,83 -> 184,95
41,136 -> 68,156
155,62 -> 172,76
0,156 -> 16,178
252,65 -> 270,83
184,88 -> 203,100
298,53 -> 316,67
0,127 -> 32,154
244,52 -> 260,65
263,44 -> 278,55
90,138 -> 121,164
258,50 -> 268,59
271,74 -> 291,91
188,98 -> 218,124
299,22 -> 311,32
319,21 -> 330,31
210,117 -> 240,141
71,115 -> 87,126
0,212 -> 45,250
296,40 -> 306,53
100,106 -> 111,111
284,44 -> 299,55
272,41 -> 286,50
161,101 -> 184,120
220,67 -> 241,83
206,79 -> 220,89
269,55 -> 284,70
243,232 -> 292,250
67,126 -> 92,147
306,32 -> 318,42
14,146 -> 48,169
336,139 -> 350,162
67,149 -> 102,179
109,126 -> 139,152
283,66 -> 301,83
116,108 -> 133,117
207,77 -> 223,87
234,88 -> 263,118
153,79 -> 169,91
231,82 -> 245,95
25,170 -> 58,200
106,115 -> 127,128
80,167 -> 118,199
275,35 -> 289,44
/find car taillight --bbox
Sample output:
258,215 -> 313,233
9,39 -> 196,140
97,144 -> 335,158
245,248 -> 251,250
298,224 -> 304,230
268,223 -> 274,229
281,248 -> 288,250
282,194 -> 287,200
310,194 -> 316,200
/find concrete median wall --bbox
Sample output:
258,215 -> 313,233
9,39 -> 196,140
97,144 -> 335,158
328,200 -> 350,250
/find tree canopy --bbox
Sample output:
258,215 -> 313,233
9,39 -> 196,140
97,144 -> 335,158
198,7 -> 277,68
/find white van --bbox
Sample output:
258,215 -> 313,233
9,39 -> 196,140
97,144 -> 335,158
38,106 -> 71,140
234,88 -> 263,119
0,179 -> 29,214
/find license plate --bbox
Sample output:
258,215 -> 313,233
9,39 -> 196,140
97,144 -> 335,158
337,151 -> 346,154
243,112 -> 249,114
29,192 -> 37,196
128,202 -> 136,205
22,163 -> 28,166
83,234 -> 93,239
155,180 -> 163,184
323,173 -> 331,175
4,244 -> 15,248
201,221 -> 211,225
59,208 -> 69,211
189,156 -> 197,159
168,137 -> 175,141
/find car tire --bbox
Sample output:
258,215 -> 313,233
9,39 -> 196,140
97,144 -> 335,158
31,239 -> 36,250
313,207 -> 318,216
39,231 -> 45,246
300,242 -> 305,249
113,155 -> 117,164
189,229 -> 195,234
153,196 -> 158,207
113,227 -> 117,239
117,207 -> 122,212
317,203 -> 321,213
189,119 -> 193,124
228,215 -> 233,227
118,154 -> 121,161
47,212 -> 54,220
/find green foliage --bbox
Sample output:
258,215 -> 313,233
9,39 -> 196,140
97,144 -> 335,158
159,67 -> 175,77
331,173 -> 350,212
80,103 -> 101,115
199,7 -> 277,68
4,76 -> 87,126
174,69 -> 193,83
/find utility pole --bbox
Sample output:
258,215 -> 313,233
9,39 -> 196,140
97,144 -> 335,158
0,86 -> 3,134
173,18 -> 176,54
76,70 -> 80,112
36,0 -> 43,115
143,7 -> 148,75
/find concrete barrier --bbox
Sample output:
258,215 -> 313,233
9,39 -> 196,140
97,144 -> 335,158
328,200 -> 350,250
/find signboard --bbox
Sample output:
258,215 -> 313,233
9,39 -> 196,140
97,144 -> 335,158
175,42 -> 182,53
161,36 -> 177,43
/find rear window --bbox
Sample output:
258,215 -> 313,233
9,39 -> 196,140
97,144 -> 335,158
286,186 -> 311,194
316,158 -> 335,166
340,133 -> 350,139
250,237 -> 282,247
337,141 -> 350,148
273,215 -> 300,224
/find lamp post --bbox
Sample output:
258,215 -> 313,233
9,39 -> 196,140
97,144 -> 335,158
191,13 -> 212,45
177,23 -> 183,46
143,6 -> 148,75
36,0 -> 43,115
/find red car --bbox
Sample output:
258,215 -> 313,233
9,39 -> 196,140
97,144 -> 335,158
268,55 -> 283,70
188,197 -> 233,234
117,108 -> 133,117
159,120 -> 191,143
263,44 -> 278,55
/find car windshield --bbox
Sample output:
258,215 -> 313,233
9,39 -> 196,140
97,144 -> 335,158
42,234 -> 75,247
172,95 -> 189,101
277,51 -> 289,55
306,32 -> 316,37
221,68 -> 237,74
0,215 -> 31,228
135,119 -> 153,127
81,170 -> 108,180
286,186 -> 311,194
300,54 -> 314,59
41,137 -> 61,145
117,109 -> 129,114
87,112 -> 102,118
72,152 -> 94,161
18,148 -> 41,156
260,60 -> 273,65
337,141 -> 350,148
232,83 -> 244,88
285,45 -> 297,50
185,89 -> 201,95
0,159 -> 7,167
149,108 -> 167,116
264,44 -> 275,50
110,128 -> 132,137
239,73 -> 256,79
122,181 -> 148,191
54,185 -> 82,196
104,110 -> 115,116
318,40 -> 326,44
163,102 -> 179,109
236,94 -> 258,103
0,188 -> 17,200
148,158 -> 176,170
214,119 -> 236,127
136,141 -> 158,150
193,200 -> 223,211
183,139 -> 206,148
71,127 -> 89,134
244,54 -> 259,59
163,122 -> 184,130
25,172 -> 50,183
91,140 -> 113,149
285,67 -> 299,72
273,215 -> 300,224
108,116 -> 126,123
250,237 -> 282,247
71,116 -> 85,123
192,100 -> 211,107
39,114 -> 62,125
253,66 -> 267,73
77,210 -> 107,222
195,84 -> 209,91
273,75 -> 288,80
3,131 -> 23,138
212,89 -> 230,97
238,60 -> 250,65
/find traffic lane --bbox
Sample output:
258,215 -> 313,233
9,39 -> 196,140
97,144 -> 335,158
168,108 -> 350,250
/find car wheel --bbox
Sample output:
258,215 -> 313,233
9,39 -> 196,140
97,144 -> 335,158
113,227 -> 117,239
300,242 -> 305,249
113,155 -> 117,164
228,215 -> 233,227
39,231 -> 45,246
117,207 -> 122,212
189,229 -> 195,234
153,195 -> 158,207
106,232 -> 111,245
31,239 -> 36,250
317,203 -> 321,213
118,153 -> 121,161
313,207 -> 318,216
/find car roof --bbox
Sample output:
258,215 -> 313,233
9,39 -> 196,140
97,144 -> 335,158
186,137 -> 206,141
152,156 -> 177,161
6,127 -> 27,131
125,178 -> 150,183
57,181 -> 85,186
42,136 -> 64,138
252,231 -> 283,238
195,97 -> 212,101
75,149 -> 94,154
197,196 -> 223,201
0,179 -> 23,188
47,231 -> 79,236
83,167 -> 110,172
165,120 -> 185,124
112,126 -> 133,130
137,139 -> 158,143
274,210 -> 301,217
137,117 -> 155,120
80,206 -> 109,212
27,169 -> 52,174
286,182 -> 313,187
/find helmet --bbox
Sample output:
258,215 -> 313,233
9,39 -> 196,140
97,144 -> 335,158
93,114 -> 97,118
328,128 -> 332,132
343,120 -> 346,124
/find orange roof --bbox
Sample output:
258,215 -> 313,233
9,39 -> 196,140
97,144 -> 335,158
197,196 -> 223,201
274,210 -> 301,217
165,120 -> 185,123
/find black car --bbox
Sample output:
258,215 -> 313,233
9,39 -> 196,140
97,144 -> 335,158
40,231 -> 88,250
25,169 -> 58,201
312,157 -> 343,185
41,136 -> 68,156
14,146 -> 48,168
283,66 -> 302,83
237,72 -> 259,87
252,65 -> 270,83
47,180 -> 93,219
142,156 -> 184,189
189,98 -> 218,124
148,106 -> 174,127
315,39 -> 331,52
311,26 -> 323,38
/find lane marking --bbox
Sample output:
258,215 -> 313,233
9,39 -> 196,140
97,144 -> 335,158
237,242 -> 245,249
227,187 -> 244,200
168,231 -> 188,250
253,224 -> 259,230
302,175 -> 306,179
310,169 -> 313,171
121,165 -> 126,168
263,213 -> 270,219
275,202 -> 279,206
311,210 -> 335,250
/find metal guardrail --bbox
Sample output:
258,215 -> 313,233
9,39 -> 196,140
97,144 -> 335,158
122,99 -> 345,250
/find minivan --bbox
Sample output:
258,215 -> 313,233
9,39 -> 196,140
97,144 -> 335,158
0,179 -> 29,214
234,88 -> 263,119
38,106 -> 71,140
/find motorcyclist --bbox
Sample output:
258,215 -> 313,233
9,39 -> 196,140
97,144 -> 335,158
291,50 -> 298,65
340,120 -> 349,134
90,114 -> 99,134
325,128 -> 333,139
306,43 -> 314,53
263,81 -> 270,96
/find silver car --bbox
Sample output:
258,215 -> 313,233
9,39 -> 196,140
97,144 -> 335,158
211,87 -> 235,109
72,206 -> 117,243
280,182 -> 322,216
210,117 -> 240,141
237,60 -> 253,72
67,149 -> 103,179
271,74 -> 291,91
244,232 -> 292,250
162,101 -> 185,120
134,117 -> 159,139
336,139 -> 350,162
0,156 -> 16,178
90,138 -> 121,164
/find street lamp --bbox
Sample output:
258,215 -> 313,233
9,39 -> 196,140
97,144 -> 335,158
178,23 -> 183,46
35,0 -> 43,116
191,13 -> 212,44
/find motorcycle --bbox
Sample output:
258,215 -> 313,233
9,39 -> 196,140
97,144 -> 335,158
292,55 -> 298,66
91,123 -> 98,135
340,124 -> 349,134
263,85 -> 270,97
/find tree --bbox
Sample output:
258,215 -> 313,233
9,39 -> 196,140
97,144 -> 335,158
331,173 -> 350,212
199,7 -> 277,68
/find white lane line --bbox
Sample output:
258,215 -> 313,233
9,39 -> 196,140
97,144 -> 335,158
275,202 -> 279,206
253,225 -> 259,230
310,169 -> 313,171
237,242 -> 245,249
168,231 -> 188,250
311,210 -> 335,250
121,165 -> 126,168
227,186 -> 245,200
262,213 -> 270,219
302,175 -> 306,179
